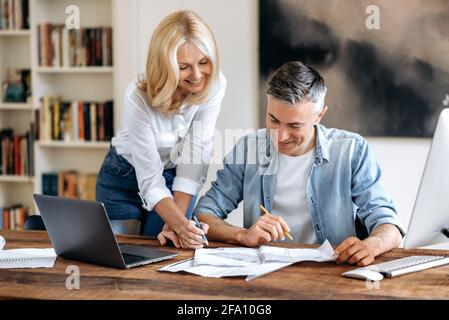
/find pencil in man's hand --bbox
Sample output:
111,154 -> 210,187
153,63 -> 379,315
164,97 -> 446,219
259,204 -> 294,241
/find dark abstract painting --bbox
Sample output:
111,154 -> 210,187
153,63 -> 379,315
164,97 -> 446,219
259,0 -> 449,137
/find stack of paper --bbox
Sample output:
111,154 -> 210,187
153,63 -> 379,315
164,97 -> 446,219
0,235 -> 57,269
159,240 -> 336,281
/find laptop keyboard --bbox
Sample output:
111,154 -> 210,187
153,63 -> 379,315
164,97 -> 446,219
122,253 -> 148,265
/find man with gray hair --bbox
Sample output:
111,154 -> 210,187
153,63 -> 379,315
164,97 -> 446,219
195,61 -> 404,267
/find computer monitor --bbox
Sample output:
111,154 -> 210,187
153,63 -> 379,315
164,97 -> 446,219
404,108 -> 449,250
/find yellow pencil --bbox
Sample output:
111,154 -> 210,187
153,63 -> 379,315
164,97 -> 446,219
259,204 -> 294,241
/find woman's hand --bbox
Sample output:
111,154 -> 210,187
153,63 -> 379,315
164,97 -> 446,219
176,220 -> 209,249
157,223 -> 182,248
154,197 -> 208,249
157,222 -> 209,249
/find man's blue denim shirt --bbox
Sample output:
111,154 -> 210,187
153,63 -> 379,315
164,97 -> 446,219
195,124 -> 405,245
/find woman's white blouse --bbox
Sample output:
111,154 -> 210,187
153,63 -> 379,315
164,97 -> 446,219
111,72 -> 226,211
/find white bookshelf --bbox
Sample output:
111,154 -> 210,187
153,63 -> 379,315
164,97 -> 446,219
0,175 -> 34,183
0,0 -> 33,210
0,102 -> 35,110
1,0 -> 116,212
37,141 -> 110,149
36,66 -> 114,74
0,30 -> 31,36
31,0 -> 115,206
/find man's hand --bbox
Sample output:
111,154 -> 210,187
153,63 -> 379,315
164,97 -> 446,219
237,215 -> 291,247
334,237 -> 378,267
334,224 -> 403,267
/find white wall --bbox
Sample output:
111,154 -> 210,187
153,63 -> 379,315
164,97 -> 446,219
368,138 -> 431,231
113,0 -> 431,230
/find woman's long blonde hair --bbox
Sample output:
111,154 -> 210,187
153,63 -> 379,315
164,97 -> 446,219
137,10 -> 219,114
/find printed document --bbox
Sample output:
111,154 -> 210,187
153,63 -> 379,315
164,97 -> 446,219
159,240 -> 336,281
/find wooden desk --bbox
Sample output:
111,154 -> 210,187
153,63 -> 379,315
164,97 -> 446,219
1,229 -> 449,299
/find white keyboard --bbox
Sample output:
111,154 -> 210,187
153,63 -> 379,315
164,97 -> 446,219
367,255 -> 449,277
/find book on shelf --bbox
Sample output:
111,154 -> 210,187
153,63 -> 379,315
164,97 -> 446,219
0,0 -> 29,31
42,171 -> 97,201
0,127 -> 34,176
37,97 -> 113,143
37,23 -> 112,67
0,204 -> 29,230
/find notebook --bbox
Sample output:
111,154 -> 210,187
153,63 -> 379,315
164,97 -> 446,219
0,235 -> 57,269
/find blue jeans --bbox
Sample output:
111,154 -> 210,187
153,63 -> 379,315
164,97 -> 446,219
96,146 -> 197,236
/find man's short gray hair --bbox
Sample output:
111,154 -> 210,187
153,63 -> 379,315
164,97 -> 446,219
266,61 -> 327,112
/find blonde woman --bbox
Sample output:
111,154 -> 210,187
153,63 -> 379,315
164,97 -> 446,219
96,10 -> 226,249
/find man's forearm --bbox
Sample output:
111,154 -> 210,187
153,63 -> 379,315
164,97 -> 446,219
364,224 -> 403,256
197,213 -> 246,245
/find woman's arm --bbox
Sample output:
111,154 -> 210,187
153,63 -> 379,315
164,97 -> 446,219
173,191 -> 193,216
154,198 -> 187,231
154,197 -> 206,249
156,190 -> 203,248
123,84 -> 205,248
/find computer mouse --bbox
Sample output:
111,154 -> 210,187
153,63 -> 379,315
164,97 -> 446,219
342,268 -> 384,281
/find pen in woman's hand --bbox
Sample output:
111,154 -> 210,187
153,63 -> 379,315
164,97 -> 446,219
193,215 -> 209,246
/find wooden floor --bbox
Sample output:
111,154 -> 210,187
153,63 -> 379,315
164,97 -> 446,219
1,229 -> 449,299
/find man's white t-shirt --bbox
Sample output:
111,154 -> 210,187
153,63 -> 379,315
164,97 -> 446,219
271,148 -> 317,244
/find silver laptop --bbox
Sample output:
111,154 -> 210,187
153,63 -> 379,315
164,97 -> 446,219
33,194 -> 178,269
